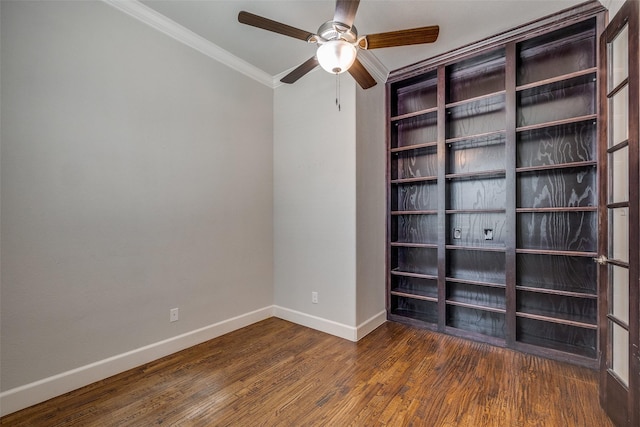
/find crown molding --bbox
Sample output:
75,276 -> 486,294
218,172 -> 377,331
102,0 -> 275,88
357,50 -> 389,85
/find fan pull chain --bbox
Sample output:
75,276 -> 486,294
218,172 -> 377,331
335,73 -> 341,112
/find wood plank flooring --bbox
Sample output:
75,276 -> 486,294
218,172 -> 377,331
1,318 -> 613,426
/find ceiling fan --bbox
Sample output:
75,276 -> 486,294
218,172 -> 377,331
238,0 -> 439,90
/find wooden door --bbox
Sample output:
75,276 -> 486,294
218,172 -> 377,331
598,1 -> 640,426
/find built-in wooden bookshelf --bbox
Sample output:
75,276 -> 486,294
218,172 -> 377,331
386,2 -> 605,367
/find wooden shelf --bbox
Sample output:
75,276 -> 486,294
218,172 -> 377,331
516,114 -> 597,133
446,209 -> 506,214
445,169 -> 505,180
390,242 -> 437,248
445,90 -> 506,109
391,290 -> 437,302
516,285 -> 596,299
515,248 -> 597,257
390,141 -> 437,153
516,160 -> 596,173
446,245 -> 506,252
446,299 -> 506,314
446,130 -> 506,146
391,210 -> 438,215
516,311 -> 597,330
516,206 -> 597,213
391,176 -> 437,185
390,270 -> 438,281
446,277 -> 506,289
516,67 -> 597,92
390,106 -> 438,122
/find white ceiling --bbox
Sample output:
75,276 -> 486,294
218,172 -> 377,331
138,0 -> 597,83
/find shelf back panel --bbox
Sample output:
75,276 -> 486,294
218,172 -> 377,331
393,214 -> 439,245
393,113 -> 438,149
392,182 -> 438,211
447,177 -> 506,210
392,146 -> 438,180
447,306 -> 506,339
517,167 -> 597,208
517,121 -> 596,168
517,317 -> 597,358
517,18 -> 596,86
394,247 -> 438,276
517,211 -> 597,252
516,253 -> 597,294
448,136 -> 506,175
447,282 -> 506,310
517,77 -> 596,128
447,212 -> 506,247
447,95 -> 506,139
391,296 -> 438,324
391,276 -> 438,299
447,250 -> 506,284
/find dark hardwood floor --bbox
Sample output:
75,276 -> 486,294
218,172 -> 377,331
1,318 -> 613,426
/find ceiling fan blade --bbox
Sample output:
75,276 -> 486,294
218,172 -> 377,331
334,0 -> 360,27
280,56 -> 319,84
348,58 -> 377,89
361,26 -> 440,50
238,11 -> 314,42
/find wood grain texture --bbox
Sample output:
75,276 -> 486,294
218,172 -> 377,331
516,121 -> 596,168
394,113 -> 438,148
364,26 -> 439,50
393,181 -> 438,211
447,250 -> 506,285
517,19 -> 596,86
395,247 -> 438,276
447,95 -> 506,139
1,318 -> 613,426
447,49 -> 506,103
516,253 -> 597,294
517,77 -> 596,128
448,136 -> 506,175
517,167 -> 597,208
517,211 -> 597,252
392,276 -> 438,299
393,73 -> 438,117
446,212 -> 506,247
517,317 -> 597,358
446,305 -> 506,338
393,145 -> 438,180
394,214 -> 438,244
448,177 -> 507,211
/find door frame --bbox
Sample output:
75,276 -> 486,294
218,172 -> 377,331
598,1 -> 640,426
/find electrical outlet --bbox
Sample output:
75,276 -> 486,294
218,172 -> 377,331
311,292 -> 318,304
170,308 -> 179,322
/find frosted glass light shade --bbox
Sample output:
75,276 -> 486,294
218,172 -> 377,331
317,40 -> 357,74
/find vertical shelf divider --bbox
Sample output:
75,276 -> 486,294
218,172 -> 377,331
504,41 -> 517,346
437,65 -> 447,332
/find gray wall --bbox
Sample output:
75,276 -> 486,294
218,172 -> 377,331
356,83 -> 386,326
273,70 -> 357,327
1,0 -> 274,391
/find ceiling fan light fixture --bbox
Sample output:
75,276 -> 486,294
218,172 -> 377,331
316,39 -> 357,74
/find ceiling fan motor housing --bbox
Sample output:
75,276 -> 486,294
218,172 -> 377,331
316,21 -> 358,43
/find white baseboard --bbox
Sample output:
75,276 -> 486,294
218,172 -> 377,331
1,306 -> 387,416
274,306 -> 358,341
356,310 -> 387,341
273,306 -> 386,342
0,306 -> 274,417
